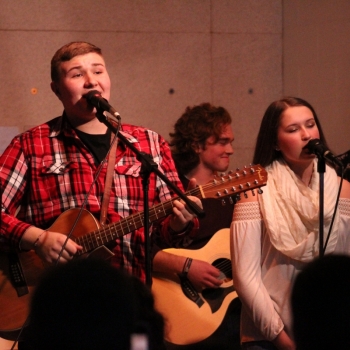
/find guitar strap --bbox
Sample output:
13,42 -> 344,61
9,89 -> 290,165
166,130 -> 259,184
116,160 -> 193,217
100,132 -> 118,226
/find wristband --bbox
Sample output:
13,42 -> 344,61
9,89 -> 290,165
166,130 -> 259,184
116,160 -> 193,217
33,230 -> 47,249
181,257 -> 193,277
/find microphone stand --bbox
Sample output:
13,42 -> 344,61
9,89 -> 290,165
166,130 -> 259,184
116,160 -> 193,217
315,156 -> 326,258
95,110 -> 205,286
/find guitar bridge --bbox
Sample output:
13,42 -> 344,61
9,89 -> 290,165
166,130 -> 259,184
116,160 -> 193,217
178,275 -> 204,308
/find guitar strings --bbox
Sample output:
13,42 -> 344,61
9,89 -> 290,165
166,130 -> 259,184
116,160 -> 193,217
76,166 -> 260,255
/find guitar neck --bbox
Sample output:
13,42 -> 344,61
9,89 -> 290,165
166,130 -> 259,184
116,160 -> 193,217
75,165 -> 267,255
75,187 -> 203,255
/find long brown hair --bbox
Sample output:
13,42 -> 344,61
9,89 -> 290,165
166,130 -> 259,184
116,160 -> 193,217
253,97 -> 329,167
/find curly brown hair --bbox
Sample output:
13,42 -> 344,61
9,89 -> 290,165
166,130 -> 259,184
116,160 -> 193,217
169,103 -> 232,175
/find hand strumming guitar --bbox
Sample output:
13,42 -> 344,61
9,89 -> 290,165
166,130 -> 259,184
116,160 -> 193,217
186,259 -> 223,291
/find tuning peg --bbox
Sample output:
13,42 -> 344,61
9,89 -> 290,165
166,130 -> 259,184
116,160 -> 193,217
258,188 -> 263,194
251,189 -> 256,196
243,191 -> 248,199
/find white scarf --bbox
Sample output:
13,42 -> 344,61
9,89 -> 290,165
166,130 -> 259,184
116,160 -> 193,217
259,159 -> 340,262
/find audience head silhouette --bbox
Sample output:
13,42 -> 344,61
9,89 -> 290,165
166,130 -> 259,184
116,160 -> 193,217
292,254 -> 350,350
24,257 -> 164,350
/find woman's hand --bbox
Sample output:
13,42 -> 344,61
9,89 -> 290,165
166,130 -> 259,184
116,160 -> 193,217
272,329 -> 296,350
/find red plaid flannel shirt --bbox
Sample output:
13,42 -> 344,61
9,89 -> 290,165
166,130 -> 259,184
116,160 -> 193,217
0,115 -> 198,282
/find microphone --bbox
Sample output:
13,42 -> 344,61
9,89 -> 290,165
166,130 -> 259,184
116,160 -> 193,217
305,139 -> 343,168
84,90 -> 120,118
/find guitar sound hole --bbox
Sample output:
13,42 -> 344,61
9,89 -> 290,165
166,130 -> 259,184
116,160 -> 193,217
201,258 -> 235,314
212,258 -> 232,282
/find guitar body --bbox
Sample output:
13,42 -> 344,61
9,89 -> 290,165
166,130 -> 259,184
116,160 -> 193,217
0,251 -> 36,341
152,228 -> 238,345
0,208 -> 102,340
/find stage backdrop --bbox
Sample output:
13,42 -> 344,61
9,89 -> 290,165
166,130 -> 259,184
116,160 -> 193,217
0,1 -> 349,172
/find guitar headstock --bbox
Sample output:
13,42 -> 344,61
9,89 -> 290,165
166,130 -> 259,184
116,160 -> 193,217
201,164 -> 267,200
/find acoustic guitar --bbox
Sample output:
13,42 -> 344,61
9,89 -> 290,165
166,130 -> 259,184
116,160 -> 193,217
0,165 -> 267,340
152,228 -> 236,345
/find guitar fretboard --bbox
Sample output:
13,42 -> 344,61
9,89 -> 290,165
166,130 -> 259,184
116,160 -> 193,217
74,166 -> 266,255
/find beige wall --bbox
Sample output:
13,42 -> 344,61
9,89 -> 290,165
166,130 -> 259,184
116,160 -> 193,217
1,1 -> 348,169
283,0 -> 350,155
0,0 -> 282,170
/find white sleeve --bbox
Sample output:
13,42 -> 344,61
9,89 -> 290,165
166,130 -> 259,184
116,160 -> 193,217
230,201 -> 284,341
